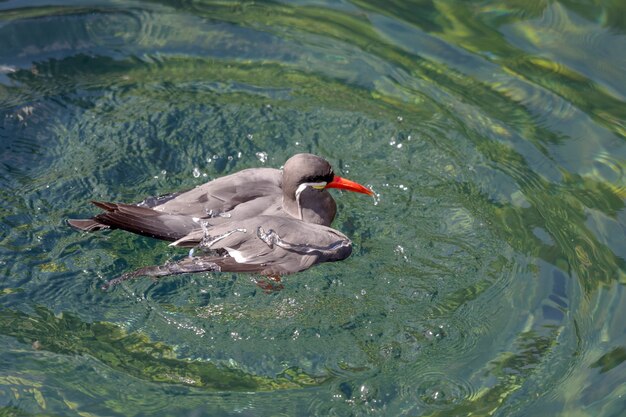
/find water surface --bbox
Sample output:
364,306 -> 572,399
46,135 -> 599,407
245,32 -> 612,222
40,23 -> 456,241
1,0 -> 625,416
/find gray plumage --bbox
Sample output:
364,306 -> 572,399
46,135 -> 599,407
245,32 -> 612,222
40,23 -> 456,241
68,153 -> 372,288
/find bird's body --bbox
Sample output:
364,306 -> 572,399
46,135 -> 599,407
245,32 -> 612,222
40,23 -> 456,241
69,153 -> 372,288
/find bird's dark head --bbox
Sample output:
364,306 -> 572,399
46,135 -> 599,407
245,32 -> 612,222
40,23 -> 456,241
283,154 -> 335,196
281,153 -> 373,224
283,153 -> 373,197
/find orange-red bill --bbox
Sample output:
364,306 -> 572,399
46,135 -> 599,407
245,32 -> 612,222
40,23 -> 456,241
325,175 -> 374,196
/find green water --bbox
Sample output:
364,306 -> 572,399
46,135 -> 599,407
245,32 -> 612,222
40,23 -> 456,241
1,0 -> 625,415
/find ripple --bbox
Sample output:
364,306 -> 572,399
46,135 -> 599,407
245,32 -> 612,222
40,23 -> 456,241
84,9 -> 143,48
589,151 -> 626,199
0,0 -> 622,415
399,371 -> 477,411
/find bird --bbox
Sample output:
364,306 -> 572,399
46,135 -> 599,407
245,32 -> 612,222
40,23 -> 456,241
68,153 -> 374,289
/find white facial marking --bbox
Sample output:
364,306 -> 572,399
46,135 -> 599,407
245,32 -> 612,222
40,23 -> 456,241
295,181 -> 327,219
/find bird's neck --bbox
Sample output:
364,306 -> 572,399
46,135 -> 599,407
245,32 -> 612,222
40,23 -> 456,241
282,194 -> 302,221
282,188 -> 336,226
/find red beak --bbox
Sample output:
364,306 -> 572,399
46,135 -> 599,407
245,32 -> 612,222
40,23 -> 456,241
325,175 -> 374,196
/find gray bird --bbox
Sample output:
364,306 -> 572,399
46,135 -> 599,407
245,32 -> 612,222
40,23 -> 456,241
69,153 -> 373,289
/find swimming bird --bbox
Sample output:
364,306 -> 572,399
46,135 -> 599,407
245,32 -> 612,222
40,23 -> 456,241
68,153 -> 373,288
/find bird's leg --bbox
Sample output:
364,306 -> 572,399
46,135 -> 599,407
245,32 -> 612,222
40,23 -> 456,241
101,257 -> 221,290
255,274 -> 284,293
268,274 -> 282,283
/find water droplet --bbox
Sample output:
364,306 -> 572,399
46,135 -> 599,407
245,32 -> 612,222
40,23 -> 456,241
370,188 -> 381,206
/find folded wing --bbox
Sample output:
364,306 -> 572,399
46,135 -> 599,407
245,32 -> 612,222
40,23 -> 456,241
102,215 -> 353,288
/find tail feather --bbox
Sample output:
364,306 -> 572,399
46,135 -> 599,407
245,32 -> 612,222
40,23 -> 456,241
91,201 -> 118,212
90,201 -> 198,241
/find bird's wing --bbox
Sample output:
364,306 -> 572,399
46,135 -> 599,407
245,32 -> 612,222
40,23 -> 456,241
171,215 -> 353,275
152,168 -> 282,217
68,168 -> 283,234
101,216 -> 353,288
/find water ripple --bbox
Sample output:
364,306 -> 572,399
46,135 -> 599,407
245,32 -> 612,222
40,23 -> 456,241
399,371 -> 477,412
0,1 -> 623,416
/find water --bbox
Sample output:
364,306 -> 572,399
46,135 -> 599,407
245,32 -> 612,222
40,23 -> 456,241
1,0 -> 625,415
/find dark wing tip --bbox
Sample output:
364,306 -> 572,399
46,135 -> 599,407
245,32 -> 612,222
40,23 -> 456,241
67,218 -> 110,232
91,201 -> 118,211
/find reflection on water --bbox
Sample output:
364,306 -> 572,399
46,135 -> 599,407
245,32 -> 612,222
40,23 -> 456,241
0,0 -> 625,416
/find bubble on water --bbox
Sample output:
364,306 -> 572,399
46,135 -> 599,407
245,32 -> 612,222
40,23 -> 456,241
192,167 -> 201,178
395,245 -> 408,261
256,151 -> 268,163
423,324 -> 446,341
399,372 -> 476,411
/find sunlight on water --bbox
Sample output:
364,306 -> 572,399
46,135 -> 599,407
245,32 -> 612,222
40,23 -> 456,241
0,0 -> 625,416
